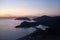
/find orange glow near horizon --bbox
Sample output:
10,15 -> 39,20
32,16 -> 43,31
0,0 -> 60,17
0,12 -> 42,17
0,9 -> 60,17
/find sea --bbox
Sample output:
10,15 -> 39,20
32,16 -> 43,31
0,18 -> 47,40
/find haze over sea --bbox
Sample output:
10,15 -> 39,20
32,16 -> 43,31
0,18 -> 36,40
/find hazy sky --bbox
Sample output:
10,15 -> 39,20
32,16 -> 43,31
0,0 -> 60,17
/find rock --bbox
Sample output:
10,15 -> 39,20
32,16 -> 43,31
15,21 -> 40,28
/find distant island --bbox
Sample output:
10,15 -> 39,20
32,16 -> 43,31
15,15 -> 60,40
15,17 -> 31,21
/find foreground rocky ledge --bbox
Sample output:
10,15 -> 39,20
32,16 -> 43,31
16,28 -> 60,40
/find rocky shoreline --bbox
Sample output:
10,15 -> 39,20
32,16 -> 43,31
16,28 -> 60,40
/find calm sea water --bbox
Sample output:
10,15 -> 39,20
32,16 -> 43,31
0,18 -> 36,40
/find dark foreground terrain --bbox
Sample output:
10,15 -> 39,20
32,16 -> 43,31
17,28 -> 60,40
16,15 -> 60,40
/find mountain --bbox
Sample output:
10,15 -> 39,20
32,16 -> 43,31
16,15 -> 60,40
32,15 -> 60,27
33,15 -> 51,22
15,15 -> 60,28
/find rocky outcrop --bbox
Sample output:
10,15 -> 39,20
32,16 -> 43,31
15,21 -> 40,28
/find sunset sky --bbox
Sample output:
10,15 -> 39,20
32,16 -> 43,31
0,0 -> 60,17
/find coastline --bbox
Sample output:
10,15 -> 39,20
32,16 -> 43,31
16,28 -> 60,40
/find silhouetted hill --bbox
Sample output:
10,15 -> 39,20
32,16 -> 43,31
32,15 -> 60,27
16,15 -> 60,28
16,15 -> 60,30
33,15 -> 51,22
